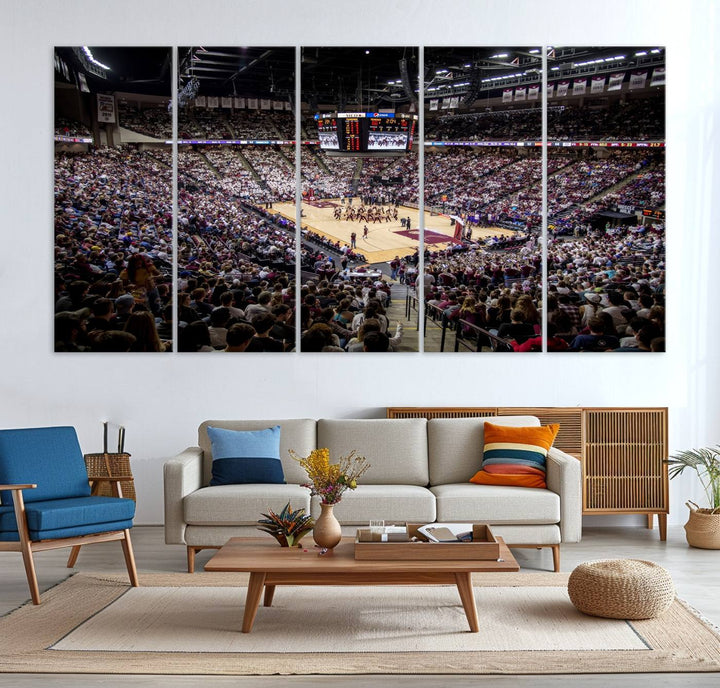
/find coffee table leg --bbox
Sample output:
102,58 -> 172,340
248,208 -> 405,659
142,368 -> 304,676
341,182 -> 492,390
455,572 -> 479,633
242,572 -> 267,633
263,584 -> 276,607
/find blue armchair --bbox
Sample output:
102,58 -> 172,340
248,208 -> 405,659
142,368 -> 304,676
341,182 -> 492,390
0,426 -> 139,604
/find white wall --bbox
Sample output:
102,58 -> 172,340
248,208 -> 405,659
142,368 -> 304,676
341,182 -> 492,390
1,0 -> 718,525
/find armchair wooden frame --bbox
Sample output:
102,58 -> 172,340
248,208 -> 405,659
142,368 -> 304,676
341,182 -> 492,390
0,478 -> 139,605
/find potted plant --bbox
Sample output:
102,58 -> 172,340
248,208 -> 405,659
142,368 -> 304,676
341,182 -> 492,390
666,446 -> 720,549
257,502 -> 314,547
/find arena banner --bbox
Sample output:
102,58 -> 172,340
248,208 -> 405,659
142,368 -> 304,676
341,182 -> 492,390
556,81 -> 569,97
247,98 -> 259,109
573,78 -> 587,95
207,96 -> 219,109
441,97 -> 451,109
607,72 -> 624,91
514,86 -> 526,101
546,82 -> 555,98
272,100 -> 284,110
629,70 -> 648,90
260,99 -> 271,109
528,84 -> 539,100
195,96 -> 206,107
78,73 -> 90,93
233,97 -> 245,109
650,67 -> 666,86
450,96 -> 460,108
429,99 -> 439,111
221,97 -> 232,108
502,88 -> 513,102
591,76 -> 606,93
96,93 -> 115,123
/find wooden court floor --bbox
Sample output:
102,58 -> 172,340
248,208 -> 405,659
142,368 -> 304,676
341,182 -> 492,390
273,198 -> 516,264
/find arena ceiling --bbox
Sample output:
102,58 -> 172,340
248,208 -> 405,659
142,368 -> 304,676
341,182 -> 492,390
56,45 -> 665,106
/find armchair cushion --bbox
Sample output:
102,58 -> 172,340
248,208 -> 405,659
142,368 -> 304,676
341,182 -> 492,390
0,495 -> 135,541
0,427 -> 91,505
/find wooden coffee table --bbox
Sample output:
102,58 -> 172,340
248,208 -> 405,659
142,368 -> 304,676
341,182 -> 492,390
204,536 -> 519,633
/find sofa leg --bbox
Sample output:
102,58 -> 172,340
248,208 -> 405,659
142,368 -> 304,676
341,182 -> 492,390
551,545 -> 560,573
187,546 -> 197,574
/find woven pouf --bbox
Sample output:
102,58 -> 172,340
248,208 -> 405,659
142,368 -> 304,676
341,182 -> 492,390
568,559 -> 675,619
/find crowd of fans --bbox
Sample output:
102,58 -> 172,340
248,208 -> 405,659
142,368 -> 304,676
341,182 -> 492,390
425,96 -> 664,142
55,117 -> 92,138
423,220 -> 665,352
175,108 -> 294,140
117,103 -> 171,139
55,90 -> 665,353
54,146 -> 173,352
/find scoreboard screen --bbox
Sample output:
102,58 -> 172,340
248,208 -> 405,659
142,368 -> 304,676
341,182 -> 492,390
341,117 -> 362,152
317,117 -> 339,150
367,116 -> 414,151
315,112 -> 418,152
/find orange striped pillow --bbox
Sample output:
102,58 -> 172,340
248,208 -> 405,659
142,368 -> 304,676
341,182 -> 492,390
470,423 -> 559,489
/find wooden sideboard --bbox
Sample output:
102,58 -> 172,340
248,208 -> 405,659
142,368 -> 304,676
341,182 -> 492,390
386,406 -> 669,540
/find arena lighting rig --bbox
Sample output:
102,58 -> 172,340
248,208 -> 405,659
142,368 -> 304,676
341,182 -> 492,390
169,77 -> 200,112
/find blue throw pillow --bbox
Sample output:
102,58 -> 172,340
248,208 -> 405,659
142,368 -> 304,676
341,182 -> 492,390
207,426 -> 285,486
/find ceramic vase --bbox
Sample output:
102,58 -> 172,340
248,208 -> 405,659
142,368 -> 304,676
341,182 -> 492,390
313,502 -> 342,549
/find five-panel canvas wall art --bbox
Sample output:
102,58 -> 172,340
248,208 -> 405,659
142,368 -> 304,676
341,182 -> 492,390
54,46 -> 665,353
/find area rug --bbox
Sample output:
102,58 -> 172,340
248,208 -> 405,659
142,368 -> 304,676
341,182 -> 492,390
1,572 -> 719,675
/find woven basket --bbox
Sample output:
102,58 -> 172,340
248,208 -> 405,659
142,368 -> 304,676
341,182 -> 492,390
684,501 -> 720,549
84,453 -> 136,501
568,559 -> 675,619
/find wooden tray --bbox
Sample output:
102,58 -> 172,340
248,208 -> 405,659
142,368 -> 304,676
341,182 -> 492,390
354,524 -> 500,560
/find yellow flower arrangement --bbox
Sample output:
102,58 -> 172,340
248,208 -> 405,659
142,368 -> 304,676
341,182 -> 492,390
290,447 -> 370,504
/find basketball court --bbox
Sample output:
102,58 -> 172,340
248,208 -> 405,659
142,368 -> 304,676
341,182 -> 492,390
272,198 -> 518,264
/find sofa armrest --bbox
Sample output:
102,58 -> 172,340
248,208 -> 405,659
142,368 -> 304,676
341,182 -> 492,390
546,447 -> 582,543
163,447 -> 203,545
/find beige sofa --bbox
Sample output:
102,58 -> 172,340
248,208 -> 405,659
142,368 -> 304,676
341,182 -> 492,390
164,416 -> 582,572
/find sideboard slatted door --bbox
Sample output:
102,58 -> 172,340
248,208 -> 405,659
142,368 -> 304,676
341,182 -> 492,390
498,407 -> 583,459
386,407 -> 497,419
583,408 -> 668,539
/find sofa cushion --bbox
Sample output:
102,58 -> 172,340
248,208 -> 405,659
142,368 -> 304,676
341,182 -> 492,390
184,484 -> 311,526
489,524 -> 561,546
430,483 -> 560,524
470,423 -> 559,489
198,420 -> 316,487
317,419 -> 428,485
0,426 -> 91,505
206,425 -> 284,486
312,485 -> 436,525
427,416 -> 541,486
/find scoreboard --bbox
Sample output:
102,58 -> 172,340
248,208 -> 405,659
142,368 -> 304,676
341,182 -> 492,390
342,116 -> 361,151
316,112 -> 417,152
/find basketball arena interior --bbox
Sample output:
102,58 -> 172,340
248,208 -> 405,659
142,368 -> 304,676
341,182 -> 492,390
54,45 -> 665,354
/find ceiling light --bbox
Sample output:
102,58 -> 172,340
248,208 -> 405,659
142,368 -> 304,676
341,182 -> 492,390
635,51 -> 647,56
490,53 -> 508,59
82,47 -> 110,71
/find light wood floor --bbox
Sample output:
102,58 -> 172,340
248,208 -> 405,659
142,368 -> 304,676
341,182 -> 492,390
277,198 -> 515,264
1,525 -> 718,687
